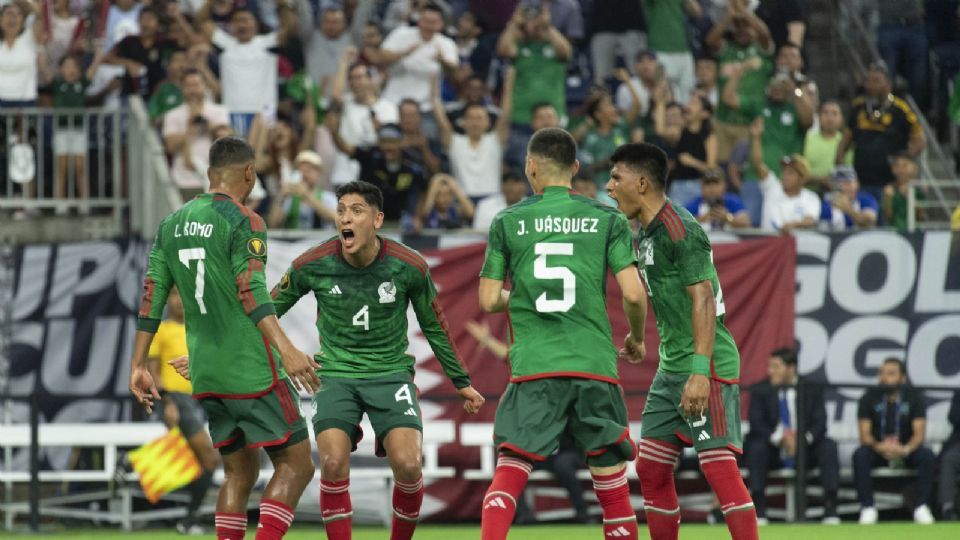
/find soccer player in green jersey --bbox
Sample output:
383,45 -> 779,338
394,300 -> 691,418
477,128 -> 649,540
128,137 -> 321,540
269,180 -> 485,540
606,143 -> 758,540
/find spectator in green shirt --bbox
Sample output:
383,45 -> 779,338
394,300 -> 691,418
804,100 -> 851,194
883,152 -> 926,231
640,0 -> 703,101
574,92 -> 632,200
705,1 -> 774,161
722,65 -> 813,180
496,3 -> 571,126
52,53 -> 100,214
148,49 -> 186,123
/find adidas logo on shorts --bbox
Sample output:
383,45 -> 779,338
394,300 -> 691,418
403,408 -> 417,417
698,431 -> 711,441
606,525 -> 632,537
329,285 -> 342,295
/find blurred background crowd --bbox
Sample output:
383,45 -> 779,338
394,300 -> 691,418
1,0 -> 959,233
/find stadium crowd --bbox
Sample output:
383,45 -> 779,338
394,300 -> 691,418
2,0 -> 958,229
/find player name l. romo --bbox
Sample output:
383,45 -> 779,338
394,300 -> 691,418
173,221 -> 214,238
516,216 -> 600,236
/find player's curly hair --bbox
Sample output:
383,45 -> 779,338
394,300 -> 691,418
336,181 -> 384,211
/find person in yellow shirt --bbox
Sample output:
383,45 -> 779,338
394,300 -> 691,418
147,287 -> 219,535
952,205 -> 960,231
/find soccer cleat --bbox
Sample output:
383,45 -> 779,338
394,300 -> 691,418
914,504 -> 935,525
858,507 -> 878,525
755,517 -> 769,526
821,516 -> 841,525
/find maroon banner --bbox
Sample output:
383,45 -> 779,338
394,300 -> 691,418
416,236 -> 797,521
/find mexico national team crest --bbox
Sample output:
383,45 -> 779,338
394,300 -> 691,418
247,238 -> 266,257
642,240 -> 654,265
378,281 -> 397,303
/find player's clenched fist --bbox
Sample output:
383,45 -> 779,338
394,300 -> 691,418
280,345 -> 322,393
680,373 -> 711,419
619,333 -> 645,364
458,386 -> 485,414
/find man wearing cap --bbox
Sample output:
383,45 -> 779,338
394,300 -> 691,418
327,118 -> 427,228
837,63 -> 925,201
685,168 -> 751,231
268,150 -> 338,230
750,118 -> 820,234
819,166 -> 878,231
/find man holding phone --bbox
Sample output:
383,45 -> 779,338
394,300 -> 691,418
684,168 -> 751,230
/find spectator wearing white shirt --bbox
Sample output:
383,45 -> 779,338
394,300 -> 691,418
0,0 -> 45,107
380,2 -> 457,111
162,68 -> 231,191
199,1 -> 298,136
433,67 -> 514,201
473,171 -> 528,232
615,51 -> 662,120
750,117 -> 821,234
327,46 -> 399,184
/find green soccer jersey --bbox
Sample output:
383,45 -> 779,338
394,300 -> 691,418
137,193 -> 284,397
479,186 -> 638,383
271,237 -> 471,388
636,199 -> 740,382
511,41 -> 568,124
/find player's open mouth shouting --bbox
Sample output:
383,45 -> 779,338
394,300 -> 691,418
341,228 -> 356,249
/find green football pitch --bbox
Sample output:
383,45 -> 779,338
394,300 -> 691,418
5,524 -> 960,539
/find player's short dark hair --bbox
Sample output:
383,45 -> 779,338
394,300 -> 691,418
209,136 -> 255,169
527,128 -> 577,169
609,143 -> 669,190
883,357 -> 906,375
771,347 -> 798,368
530,101 -> 556,117
336,181 -> 384,211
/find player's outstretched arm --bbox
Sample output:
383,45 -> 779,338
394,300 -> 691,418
680,280 -> 715,418
410,272 -> 485,414
615,265 -> 647,364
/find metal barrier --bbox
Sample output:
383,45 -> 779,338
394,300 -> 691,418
0,107 -> 124,227
0,97 -> 183,240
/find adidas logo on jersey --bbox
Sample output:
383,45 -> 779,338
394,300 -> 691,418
485,497 -> 508,510
606,526 -> 632,537
404,408 -> 417,417
698,431 -> 711,441
329,285 -> 342,295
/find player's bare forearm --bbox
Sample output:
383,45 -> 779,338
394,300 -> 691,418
687,281 -> 716,375
615,266 -> 647,338
256,315 -> 296,354
129,331 -> 160,413
478,278 -> 509,313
